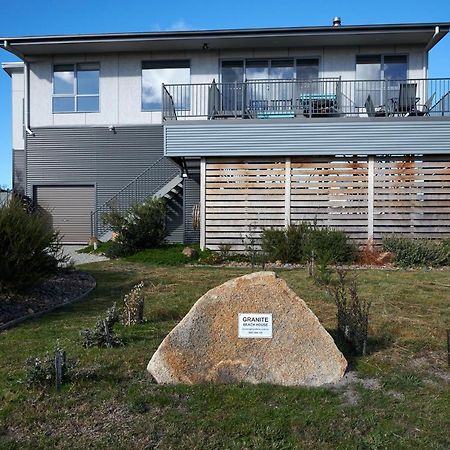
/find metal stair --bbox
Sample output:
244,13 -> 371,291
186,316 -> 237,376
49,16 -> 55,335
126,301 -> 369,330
90,156 -> 183,241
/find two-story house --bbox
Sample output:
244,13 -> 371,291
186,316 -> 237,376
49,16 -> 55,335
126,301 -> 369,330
2,19 -> 450,249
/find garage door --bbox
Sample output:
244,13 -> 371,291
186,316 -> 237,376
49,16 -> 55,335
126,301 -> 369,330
34,185 -> 95,244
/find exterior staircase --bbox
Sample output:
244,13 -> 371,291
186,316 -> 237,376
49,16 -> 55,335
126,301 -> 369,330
90,156 -> 183,241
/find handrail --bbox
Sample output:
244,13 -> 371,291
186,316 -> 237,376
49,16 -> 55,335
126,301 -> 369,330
90,157 -> 181,238
162,77 -> 450,120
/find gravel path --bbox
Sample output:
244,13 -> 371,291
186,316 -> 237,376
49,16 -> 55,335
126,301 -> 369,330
63,245 -> 109,266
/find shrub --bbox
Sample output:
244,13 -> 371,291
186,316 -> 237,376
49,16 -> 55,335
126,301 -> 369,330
103,198 -> 167,256
122,282 -> 145,326
383,235 -> 449,268
331,269 -> 371,355
0,195 -> 66,294
261,222 -> 356,265
81,303 -> 124,348
305,226 -> 357,266
23,341 -> 78,388
261,223 -> 309,263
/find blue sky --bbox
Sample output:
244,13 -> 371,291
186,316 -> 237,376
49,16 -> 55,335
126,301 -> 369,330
1,0 -> 449,188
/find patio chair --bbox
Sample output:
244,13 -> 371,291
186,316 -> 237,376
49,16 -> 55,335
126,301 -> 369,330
364,95 -> 386,117
392,83 -> 418,115
412,92 -> 436,116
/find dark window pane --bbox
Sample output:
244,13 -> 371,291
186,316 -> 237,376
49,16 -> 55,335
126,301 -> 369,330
356,55 -> 382,64
384,55 -> 407,80
77,96 -> 99,112
221,61 -> 244,83
296,59 -> 319,80
54,65 -> 74,95
77,69 -> 99,95
142,60 -> 190,70
53,96 -> 75,112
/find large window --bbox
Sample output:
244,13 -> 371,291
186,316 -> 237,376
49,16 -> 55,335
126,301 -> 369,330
220,58 -> 318,82
142,60 -> 190,110
356,55 -> 407,106
356,54 -> 407,80
53,63 -> 100,113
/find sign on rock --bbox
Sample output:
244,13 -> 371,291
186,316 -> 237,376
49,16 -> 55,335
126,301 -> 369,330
238,313 -> 272,338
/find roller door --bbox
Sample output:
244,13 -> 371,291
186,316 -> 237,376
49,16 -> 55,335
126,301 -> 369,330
34,185 -> 95,244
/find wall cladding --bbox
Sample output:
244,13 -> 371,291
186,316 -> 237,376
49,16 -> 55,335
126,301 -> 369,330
204,155 -> 450,250
25,125 -> 186,241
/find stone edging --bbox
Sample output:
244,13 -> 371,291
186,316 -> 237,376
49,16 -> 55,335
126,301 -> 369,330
0,272 -> 97,333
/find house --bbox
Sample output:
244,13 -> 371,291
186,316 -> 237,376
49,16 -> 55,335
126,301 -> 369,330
2,18 -> 450,249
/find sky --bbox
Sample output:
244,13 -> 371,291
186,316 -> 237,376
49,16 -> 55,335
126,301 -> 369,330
1,0 -> 450,188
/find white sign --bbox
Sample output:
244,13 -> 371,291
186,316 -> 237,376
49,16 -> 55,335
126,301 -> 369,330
238,313 -> 273,338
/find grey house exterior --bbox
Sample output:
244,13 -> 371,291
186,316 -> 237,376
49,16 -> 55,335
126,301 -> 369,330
2,20 -> 450,247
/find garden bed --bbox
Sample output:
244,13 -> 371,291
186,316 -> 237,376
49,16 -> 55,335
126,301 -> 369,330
0,270 -> 96,330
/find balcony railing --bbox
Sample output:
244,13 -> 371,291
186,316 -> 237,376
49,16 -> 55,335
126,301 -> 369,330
162,78 -> 450,121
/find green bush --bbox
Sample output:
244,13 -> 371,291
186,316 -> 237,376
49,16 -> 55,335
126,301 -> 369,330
103,198 -> 167,256
0,196 -> 66,294
305,227 -> 357,265
383,235 -> 449,268
261,222 -> 356,265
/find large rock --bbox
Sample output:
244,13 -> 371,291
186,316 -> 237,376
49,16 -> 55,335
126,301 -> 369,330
147,272 -> 347,386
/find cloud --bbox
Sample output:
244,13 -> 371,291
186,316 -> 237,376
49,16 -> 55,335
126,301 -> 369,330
153,19 -> 191,32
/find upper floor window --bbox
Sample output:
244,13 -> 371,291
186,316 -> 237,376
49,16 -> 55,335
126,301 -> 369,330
220,58 -> 319,82
142,60 -> 190,110
53,63 -> 100,113
356,55 -> 407,80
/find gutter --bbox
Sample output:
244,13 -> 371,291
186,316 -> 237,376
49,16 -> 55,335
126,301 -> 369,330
3,39 -> 34,136
425,25 -> 443,50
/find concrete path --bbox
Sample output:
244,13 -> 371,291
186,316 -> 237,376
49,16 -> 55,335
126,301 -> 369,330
62,245 -> 109,266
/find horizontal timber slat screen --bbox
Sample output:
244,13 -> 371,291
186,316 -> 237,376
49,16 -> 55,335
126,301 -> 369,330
203,155 -> 450,250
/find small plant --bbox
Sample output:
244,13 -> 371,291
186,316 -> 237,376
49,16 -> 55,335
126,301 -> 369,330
103,197 -> 167,257
23,341 -> 78,388
383,235 -> 449,268
0,195 -> 67,294
242,224 -> 267,268
218,243 -> 232,260
81,303 -> 124,348
122,282 -> 145,326
331,268 -> 371,355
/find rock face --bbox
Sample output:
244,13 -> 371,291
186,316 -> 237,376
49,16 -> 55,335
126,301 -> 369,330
147,272 -> 347,386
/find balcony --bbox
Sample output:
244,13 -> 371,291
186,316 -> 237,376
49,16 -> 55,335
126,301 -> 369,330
162,78 -> 450,122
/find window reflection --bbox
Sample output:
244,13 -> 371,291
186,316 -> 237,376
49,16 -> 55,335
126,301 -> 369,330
142,60 -> 190,110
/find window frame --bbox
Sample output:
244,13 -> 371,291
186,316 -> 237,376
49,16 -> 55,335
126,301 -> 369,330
219,57 -> 322,83
141,59 -> 191,112
355,54 -> 409,80
52,62 -> 100,114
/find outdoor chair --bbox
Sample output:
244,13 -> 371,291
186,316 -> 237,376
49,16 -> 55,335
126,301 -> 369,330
391,83 -> 418,115
364,94 -> 386,117
412,92 -> 436,116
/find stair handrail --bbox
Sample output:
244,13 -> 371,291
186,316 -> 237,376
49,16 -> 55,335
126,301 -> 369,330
90,156 -> 182,237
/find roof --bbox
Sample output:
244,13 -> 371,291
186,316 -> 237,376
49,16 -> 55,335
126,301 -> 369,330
1,62 -> 24,76
1,22 -> 449,57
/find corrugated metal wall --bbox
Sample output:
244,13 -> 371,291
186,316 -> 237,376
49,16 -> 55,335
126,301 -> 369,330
12,149 -> 25,193
25,126 -> 189,242
165,119 -> 450,157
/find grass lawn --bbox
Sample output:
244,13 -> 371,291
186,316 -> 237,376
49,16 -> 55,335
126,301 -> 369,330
0,260 -> 449,449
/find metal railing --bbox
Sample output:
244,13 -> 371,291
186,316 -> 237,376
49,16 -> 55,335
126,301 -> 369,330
90,156 -> 181,238
162,78 -> 450,121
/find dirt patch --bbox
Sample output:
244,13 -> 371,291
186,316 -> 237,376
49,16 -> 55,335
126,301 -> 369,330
0,270 -> 96,329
